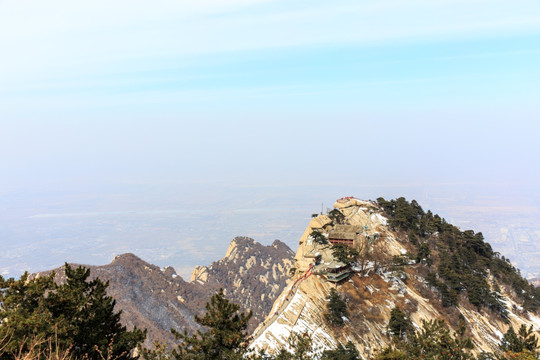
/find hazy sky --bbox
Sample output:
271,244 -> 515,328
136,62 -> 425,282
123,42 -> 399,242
1,1 -> 540,276
1,0 -> 540,191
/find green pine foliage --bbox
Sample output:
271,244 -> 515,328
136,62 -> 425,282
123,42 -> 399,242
320,341 -> 360,360
500,325 -> 539,354
375,319 -> 475,360
327,209 -> 345,225
376,197 -> 539,314
274,332 -> 313,360
251,334 -> 357,360
415,243 -> 432,265
324,289 -> 348,327
168,289 -> 252,360
425,271 -> 457,307
387,307 -> 413,339
310,230 -> 328,245
331,245 -> 359,265
0,264 -> 146,360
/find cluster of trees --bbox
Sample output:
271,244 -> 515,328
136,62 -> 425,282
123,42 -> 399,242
0,265 -> 146,360
377,197 -> 540,315
1,264 -> 538,360
380,306 -> 539,360
331,245 -> 358,265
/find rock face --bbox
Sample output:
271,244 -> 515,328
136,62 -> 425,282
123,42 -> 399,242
35,237 -> 294,347
251,198 -> 540,358
190,236 -> 295,331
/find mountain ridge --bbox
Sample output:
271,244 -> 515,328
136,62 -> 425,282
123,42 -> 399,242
251,197 -> 540,358
32,236 -> 294,347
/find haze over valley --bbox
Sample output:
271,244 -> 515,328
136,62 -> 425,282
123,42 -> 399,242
2,182 -> 539,281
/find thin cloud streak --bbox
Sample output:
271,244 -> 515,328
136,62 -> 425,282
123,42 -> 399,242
2,0 -> 540,84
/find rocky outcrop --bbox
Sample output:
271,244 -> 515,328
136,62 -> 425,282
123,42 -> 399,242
251,198 -> 540,358
190,236 -> 295,331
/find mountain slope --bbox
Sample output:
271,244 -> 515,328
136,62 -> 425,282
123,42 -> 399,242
33,237 -> 294,346
251,197 -> 540,358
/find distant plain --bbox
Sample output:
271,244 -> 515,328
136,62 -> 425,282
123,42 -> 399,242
2,182 -> 538,280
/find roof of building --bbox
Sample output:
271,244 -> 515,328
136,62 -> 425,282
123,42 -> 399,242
333,224 -> 363,233
328,231 -> 355,241
326,261 -> 348,269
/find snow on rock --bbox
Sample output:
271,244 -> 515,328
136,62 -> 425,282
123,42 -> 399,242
250,198 -> 540,359
250,281 -> 337,355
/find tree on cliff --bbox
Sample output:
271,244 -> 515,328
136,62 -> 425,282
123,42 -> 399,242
387,307 -> 413,339
310,230 -> 328,245
327,209 -> 345,225
332,245 -> 358,264
325,289 -> 348,327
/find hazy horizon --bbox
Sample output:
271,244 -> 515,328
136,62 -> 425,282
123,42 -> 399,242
1,1 -> 539,279
2,182 -> 539,281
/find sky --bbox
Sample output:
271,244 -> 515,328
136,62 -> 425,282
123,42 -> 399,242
1,0 -> 540,277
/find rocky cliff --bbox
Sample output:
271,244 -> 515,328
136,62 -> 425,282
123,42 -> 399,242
190,236 -> 295,331
250,197 -> 540,358
35,236 -> 294,347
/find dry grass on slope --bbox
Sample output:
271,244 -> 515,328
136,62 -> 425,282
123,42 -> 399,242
1,334 -> 127,360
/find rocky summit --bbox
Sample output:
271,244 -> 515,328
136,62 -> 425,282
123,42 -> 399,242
250,197 -> 540,358
191,236 -> 294,331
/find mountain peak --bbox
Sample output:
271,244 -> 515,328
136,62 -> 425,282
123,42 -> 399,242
251,197 -> 540,357
224,236 -> 256,259
111,253 -> 145,265
271,239 -> 288,250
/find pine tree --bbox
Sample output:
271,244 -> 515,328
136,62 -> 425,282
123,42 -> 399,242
500,325 -> 539,354
376,319 -> 475,360
0,264 -> 146,360
325,289 -> 348,327
171,289 -> 252,360
0,272 -> 58,357
274,332 -> 313,360
387,307 -> 413,339
310,230 -> 328,245
52,265 -> 146,359
320,341 -> 360,360
327,209 -> 345,225
332,245 -> 358,264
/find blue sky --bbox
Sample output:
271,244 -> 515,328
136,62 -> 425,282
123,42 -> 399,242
1,0 -> 540,191
1,0 -> 540,276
